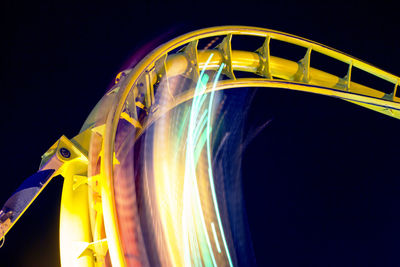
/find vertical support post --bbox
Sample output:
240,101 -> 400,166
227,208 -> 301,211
345,61 -> 353,91
216,34 -> 236,80
184,40 -> 200,82
393,79 -> 399,102
154,53 -> 174,105
256,36 -> 272,79
300,47 -> 312,83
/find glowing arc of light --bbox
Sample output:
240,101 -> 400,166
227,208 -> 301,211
206,62 -> 234,267
182,53 -> 218,267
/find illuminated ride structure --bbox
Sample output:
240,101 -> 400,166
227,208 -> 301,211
0,26 -> 399,266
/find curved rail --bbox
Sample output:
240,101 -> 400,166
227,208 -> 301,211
5,26 -> 399,267
98,26 -> 400,266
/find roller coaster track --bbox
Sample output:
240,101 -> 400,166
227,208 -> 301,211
102,26 -> 400,266
1,26 -> 399,267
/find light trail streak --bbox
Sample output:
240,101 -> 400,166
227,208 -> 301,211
206,62 -> 234,267
182,53 -> 217,267
117,51 -> 246,266
211,222 -> 221,253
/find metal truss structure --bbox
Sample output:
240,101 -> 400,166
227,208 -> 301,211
1,26 -> 399,267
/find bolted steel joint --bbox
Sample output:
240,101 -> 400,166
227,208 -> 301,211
59,147 -> 71,159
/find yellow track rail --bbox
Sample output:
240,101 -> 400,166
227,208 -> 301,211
99,26 -> 400,266
2,26 -> 399,267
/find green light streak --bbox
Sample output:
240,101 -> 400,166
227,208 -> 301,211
192,110 -> 208,149
206,63 -> 234,267
182,53 -> 217,267
175,107 -> 190,146
211,222 -> 221,253
193,127 -> 208,166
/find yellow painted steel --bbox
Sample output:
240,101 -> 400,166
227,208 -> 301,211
136,78 -> 400,140
36,131 -> 107,267
96,26 -> 400,267
167,50 -> 388,100
35,135 -> 94,266
39,26 -> 400,266
2,26 -> 399,267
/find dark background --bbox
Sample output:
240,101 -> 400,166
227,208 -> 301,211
1,0 -> 400,266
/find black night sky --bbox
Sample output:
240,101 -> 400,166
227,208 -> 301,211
1,0 -> 400,266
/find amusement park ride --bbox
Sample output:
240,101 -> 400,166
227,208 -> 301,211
0,26 -> 399,266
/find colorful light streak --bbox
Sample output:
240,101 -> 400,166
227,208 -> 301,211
112,52 -> 253,266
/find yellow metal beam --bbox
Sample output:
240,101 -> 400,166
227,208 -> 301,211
2,26 -> 400,267
100,26 -> 400,266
